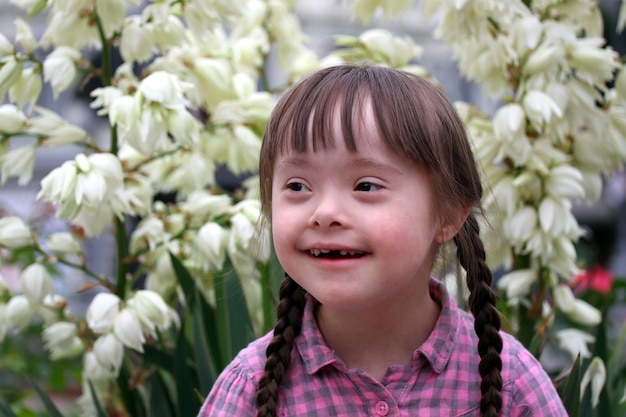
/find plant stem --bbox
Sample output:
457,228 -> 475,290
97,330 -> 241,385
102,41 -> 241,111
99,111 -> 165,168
114,216 -> 128,299
95,10 -> 127,297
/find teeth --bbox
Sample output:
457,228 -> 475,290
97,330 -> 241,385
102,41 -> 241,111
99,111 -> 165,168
310,249 -> 363,257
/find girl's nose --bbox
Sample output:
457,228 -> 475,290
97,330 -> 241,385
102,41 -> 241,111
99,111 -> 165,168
308,193 -> 349,229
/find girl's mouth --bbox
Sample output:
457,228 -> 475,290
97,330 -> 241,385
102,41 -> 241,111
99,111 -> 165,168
308,249 -> 366,258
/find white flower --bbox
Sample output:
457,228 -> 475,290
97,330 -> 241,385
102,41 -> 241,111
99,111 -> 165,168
145,255 -> 178,297
196,222 -> 229,271
27,107 -> 87,146
538,197 -> 579,237
493,103 -> 525,142
580,357 -> 607,408
83,351 -> 115,382
42,321 -> 84,360
8,66 -> 42,111
180,192 -> 232,224
5,295 -> 34,330
43,46 -> 81,99
138,71 -> 191,109
352,0 -> 413,22
20,263 -> 55,306
86,293 -> 121,334
0,144 -> 37,186
39,294 -> 69,325
0,33 -> 12,55
92,333 -> 123,377
45,232 -> 82,255
358,29 -> 422,67
113,308 -> 145,352
0,216 -> 34,248
38,153 -> 124,236
554,328 -> 595,359
94,0 -> 126,38
89,86 -> 124,116
111,174 -> 153,218
127,290 -> 172,334
0,58 -> 23,98
497,268 -> 537,299
553,284 -> 602,326
522,90 -> 563,130
0,104 -> 27,134
502,205 -> 537,246
545,165 -> 585,199
119,16 -> 154,63
14,18 -> 37,54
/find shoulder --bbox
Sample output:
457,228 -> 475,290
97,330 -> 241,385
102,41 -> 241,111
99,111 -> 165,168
452,310 -> 566,416
197,332 -> 272,417
499,332 -> 567,416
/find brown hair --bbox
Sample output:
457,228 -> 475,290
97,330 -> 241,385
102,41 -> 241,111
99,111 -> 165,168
256,65 -> 503,417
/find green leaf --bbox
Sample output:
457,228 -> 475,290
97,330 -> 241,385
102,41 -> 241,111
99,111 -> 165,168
558,354 -> 582,417
191,289 -> 219,395
87,381 -> 107,417
169,252 -> 197,310
145,370 -> 176,417
25,376 -> 63,417
173,319 -> 201,417
0,399 -> 19,417
143,345 -> 175,374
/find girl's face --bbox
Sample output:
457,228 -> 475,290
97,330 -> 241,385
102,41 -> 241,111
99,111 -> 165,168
270,105 -> 458,313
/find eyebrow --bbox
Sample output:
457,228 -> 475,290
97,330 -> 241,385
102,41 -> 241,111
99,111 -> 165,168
276,156 -> 403,175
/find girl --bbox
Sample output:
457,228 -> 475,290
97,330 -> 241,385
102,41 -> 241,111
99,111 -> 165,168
198,65 -> 567,416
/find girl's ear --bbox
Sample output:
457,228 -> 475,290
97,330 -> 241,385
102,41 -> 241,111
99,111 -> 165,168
435,206 -> 470,244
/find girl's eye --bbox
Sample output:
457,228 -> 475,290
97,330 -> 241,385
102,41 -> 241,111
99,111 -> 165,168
355,182 -> 381,192
286,181 -> 309,192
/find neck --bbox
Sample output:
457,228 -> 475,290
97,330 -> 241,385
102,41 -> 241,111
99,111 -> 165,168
316,281 -> 440,380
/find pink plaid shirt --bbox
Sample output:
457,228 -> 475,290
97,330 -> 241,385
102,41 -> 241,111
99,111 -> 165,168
198,279 -> 567,416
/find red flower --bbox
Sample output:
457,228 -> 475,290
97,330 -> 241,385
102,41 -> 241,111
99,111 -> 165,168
571,264 -> 614,295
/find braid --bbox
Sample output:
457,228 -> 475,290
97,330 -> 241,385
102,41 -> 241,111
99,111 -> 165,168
454,214 -> 503,417
255,274 -> 306,417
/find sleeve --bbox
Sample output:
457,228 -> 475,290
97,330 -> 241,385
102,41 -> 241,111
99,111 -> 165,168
197,358 -> 259,417
508,348 -> 568,417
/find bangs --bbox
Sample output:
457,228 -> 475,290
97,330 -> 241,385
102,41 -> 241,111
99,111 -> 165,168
266,65 -> 438,166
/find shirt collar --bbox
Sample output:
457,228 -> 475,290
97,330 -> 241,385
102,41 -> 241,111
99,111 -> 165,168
296,278 -> 460,375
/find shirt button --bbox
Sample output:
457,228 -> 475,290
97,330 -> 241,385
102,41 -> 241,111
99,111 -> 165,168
375,400 -> 389,416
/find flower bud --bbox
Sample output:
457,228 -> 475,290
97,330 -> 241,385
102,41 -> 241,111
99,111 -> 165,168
0,216 -> 34,248
43,46 -> 81,99
196,222 -> 228,271
6,295 -> 34,330
83,351 -> 115,382
113,308 -> 145,352
42,321 -> 84,360
497,268 -> 537,299
86,292 -> 121,334
46,232 -> 82,255
127,290 -> 171,333
554,328 -> 595,359
92,333 -> 123,377
9,66 -> 42,111
0,104 -> 27,135
581,357 -> 607,408
0,33 -> 12,55
14,18 -> 38,54
0,58 -> 24,97
0,144 -> 37,186
39,294 -> 69,325
20,263 -> 55,306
